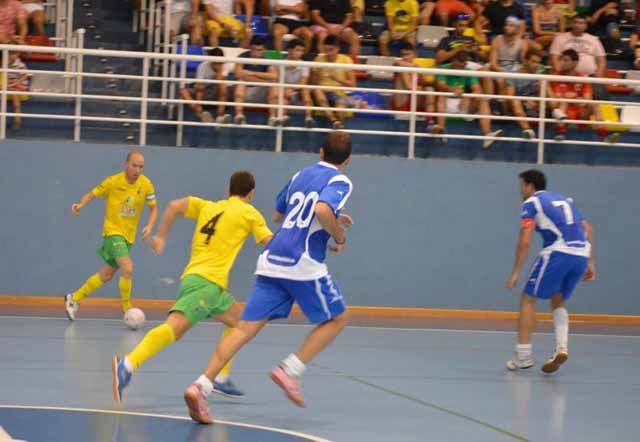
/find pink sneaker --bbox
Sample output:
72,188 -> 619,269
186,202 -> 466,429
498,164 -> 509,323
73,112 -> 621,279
270,366 -> 305,407
184,383 -> 213,424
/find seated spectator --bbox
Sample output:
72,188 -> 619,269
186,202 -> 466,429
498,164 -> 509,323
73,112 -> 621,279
21,0 -> 45,36
0,0 -> 27,43
504,49 -> 544,139
629,25 -> 640,69
548,48 -> 618,144
532,0 -> 565,49
233,35 -> 279,126
483,0 -> 525,37
195,0 -> 253,48
351,0 -> 365,34
587,0 -> 620,37
379,0 -> 419,56
309,0 -> 360,59
271,0 -> 313,52
392,42 -> 437,130
432,51 -> 503,149
489,17 -> 530,97
311,35 -> 356,129
433,0 -> 476,26
3,47 -> 29,129
419,0 -> 436,24
281,39 -> 315,128
180,47 -> 230,126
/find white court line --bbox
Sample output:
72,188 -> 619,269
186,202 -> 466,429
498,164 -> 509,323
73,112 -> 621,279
0,405 -> 332,442
1,315 -> 639,339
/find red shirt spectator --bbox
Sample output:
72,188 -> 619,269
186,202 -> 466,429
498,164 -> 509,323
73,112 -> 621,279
550,72 -> 592,100
0,0 -> 27,43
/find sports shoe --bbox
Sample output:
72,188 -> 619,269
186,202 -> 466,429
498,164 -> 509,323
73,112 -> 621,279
233,114 -> 246,125
184,383 -> 213,424
483,129 -> 503,149
268,116 -> 280,127
112,356 -> 132,403
522,129 -> 535,140
332,120 -> 344,130
279,115 -> 291,127
431,124 -> 447,144
213,379 -> 245,398
552,108 -> 567,121
200,111 -> 214,123
270,366 -> 305,407
64,294 -> 79,321
220,113 -> 232,124
604,132 -> 620,144
304,116 -> 315,128
506,356 -> 535,371
541,350 -> 568,374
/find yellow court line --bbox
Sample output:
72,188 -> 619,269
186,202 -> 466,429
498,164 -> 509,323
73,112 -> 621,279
2,295 -> 639,324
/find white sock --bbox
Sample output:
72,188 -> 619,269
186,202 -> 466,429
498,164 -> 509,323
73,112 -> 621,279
195,374 -> 213,397
553,307 -> 569,352
516,344 -> 532,361
281,353 -> 306,378
214,374 -> 229,384
123,356 -> 134,373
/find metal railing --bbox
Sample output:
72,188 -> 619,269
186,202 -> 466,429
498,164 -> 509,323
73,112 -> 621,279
1,41 -> 640,164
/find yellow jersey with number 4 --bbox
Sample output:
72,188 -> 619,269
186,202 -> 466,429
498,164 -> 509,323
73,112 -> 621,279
181,196 -> 272,289
91,172 -> 156,244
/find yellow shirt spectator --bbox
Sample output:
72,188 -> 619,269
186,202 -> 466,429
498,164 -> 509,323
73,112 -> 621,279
385,0 -> 420,32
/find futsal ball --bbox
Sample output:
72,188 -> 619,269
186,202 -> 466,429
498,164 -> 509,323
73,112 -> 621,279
124,308 -> 145,330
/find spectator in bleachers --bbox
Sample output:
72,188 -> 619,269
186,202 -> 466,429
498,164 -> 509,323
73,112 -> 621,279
280,39 -> 316,128
432,0 -> 476,26
309,0 -> 360,59
21,0 -> 46,36
271,0 -> 313,52
548,48 -> 618,143
180,47 -> 231,126
311,35 -> 356,129
629,25 -> 640,69
196,0 -> 253,48
504,49 -> 544,139
587,0 -> 620,37
482,0 -> 526,37
233,35 -> 279,125
392,42 -> 437,129
432,50 -> 503,149
379,0 -> 419,56
0,0 -> 27,44
532,0 -> 565,49
436,14 -> 492,95
164,0 -> 201,45
351,0 -> 365,34
489,17 -> 531,99
418,0 -> 436,24
3,47 -> 28,129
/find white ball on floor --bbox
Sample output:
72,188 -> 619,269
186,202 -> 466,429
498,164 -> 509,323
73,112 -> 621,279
124,307 -> 145,330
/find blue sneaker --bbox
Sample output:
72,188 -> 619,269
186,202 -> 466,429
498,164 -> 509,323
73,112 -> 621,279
112,356 -> 132,403
213,379 -> 245,398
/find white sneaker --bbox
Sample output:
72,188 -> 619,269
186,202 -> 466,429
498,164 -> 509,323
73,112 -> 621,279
64,294 -> 79,321
522,129 -> 535,140
541,350 -> 568,374
268,116 -> 280,127
483,129 -> 503,149
506,355 -> 534,371
552,108 -> 567,121
200,111 -> 214,123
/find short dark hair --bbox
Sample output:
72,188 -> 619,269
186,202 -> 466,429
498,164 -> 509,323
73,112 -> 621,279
398,41 -> 416,52
573,13 -> 588,21
207,47 -> 224,57
561,48 -> 579,62
250,35 -> 266,46
287,38 -> 305,50
322,131 -> 352,165
324,35 -> 340,48
519,169 -> 546,191
524,48 -> 543,60
229,170 -> 256,197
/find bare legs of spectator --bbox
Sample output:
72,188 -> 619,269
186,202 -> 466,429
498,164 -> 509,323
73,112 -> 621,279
28,9 -> 47,36
282,88 -> 314,123
534,35 -> 555,49
10,94 -> 21,130
316,29 -> 360,59
505,84 -> 535,139
313,89 -> 344,128
190,15 -> 205,45
419,1 -> 435,25
379,34 -> 417,57
272,23 -> 313,52
234,85 -> 277,124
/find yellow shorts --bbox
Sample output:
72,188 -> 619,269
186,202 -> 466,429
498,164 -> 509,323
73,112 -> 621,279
204,14 -> 246,37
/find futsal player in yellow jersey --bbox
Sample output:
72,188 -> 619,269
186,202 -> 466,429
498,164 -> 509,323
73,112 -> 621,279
112,171 -> 273,403
65,150 -> 158,320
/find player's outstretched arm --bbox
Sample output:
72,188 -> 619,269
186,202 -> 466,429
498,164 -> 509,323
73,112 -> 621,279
582,220 -> 596,281
506,225 -> 534,289
71,191 -> 95,215
142,204 -> 159,241
315,202 -> 346,254
150,197 -> 189,255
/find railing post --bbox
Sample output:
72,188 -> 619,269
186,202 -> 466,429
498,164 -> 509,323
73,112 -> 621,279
153,6 -> 162,74
1,48 -> 8,140
537,79 -> 547,165
147,0 -> 156,53
140,57 -> 150,146
55,0 -> 63,47
74,29 -> 86,142
64,0 -> 73,65
275,64 -> 285,153
139,0 -> 148,45
408,70 -> 418,159
161,0 -> 172,105
176,34 -> 188,147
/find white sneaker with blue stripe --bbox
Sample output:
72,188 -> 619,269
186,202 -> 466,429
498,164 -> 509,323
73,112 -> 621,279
112,356 -> 132,403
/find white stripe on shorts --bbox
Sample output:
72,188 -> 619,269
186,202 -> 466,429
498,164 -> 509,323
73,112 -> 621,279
314,279 -> 331,320
534,253 -> 551,295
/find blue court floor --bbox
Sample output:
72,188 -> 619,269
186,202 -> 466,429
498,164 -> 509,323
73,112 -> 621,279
0,313 -> 639,441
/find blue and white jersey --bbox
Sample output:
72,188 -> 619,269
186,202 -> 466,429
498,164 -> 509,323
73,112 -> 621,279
521,190 -> 590,258
255,161 -> 353,281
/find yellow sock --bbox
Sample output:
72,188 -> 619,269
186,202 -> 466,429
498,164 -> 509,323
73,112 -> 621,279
218,327 -> 234,378
119,277 -> 132,312
72,273 -> 103,303
126,323 -> 175,370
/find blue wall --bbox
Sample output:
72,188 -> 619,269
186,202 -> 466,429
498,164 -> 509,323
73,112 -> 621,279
0,140 -> 637,314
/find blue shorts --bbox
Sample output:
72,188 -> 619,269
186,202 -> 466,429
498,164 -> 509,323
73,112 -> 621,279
242,275 -> 346,324
524,252 -> 588,300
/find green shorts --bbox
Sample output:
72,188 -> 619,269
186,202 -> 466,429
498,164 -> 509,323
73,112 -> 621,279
97,235 -> 131,269
170,274 -> 236,326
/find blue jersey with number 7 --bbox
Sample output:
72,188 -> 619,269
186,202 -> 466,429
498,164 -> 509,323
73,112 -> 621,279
255,161 -> 353,281
521,190 -> 590,258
